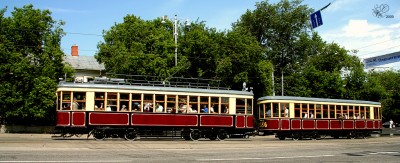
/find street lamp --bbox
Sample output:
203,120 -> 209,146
161,15 -> 190,66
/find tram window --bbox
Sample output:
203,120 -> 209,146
178,95 -> 188,113
323,105 -> 328,119
119,93 -> 129,112
155,94 -> 165,113
131,94 -> 142,112
57,92 -> 60,110
365,107 -> 370,119
189,96 -> 199,113
259,104 -> 265,119
354,106 -> 360,119
280,103 -> 288,117
343,105 -> 348,119
294,103 -> 301,118
166,95 -> 176,113
315,104 -> 321,118
272,103 -> 279,118
211,97 -> 219,114
301,104 -> 307,118
336,105 -> 342,118
265,103 -> 271,118
106,93 -> 118,111
61,91 -> 72,110
360,106 -> 366,119
374,107 -> 379,119
246,99 -> 253,115
200,96 -> 210,113
309,104 -> 315,118
94,92 -> 105,111
329,105 -> 335,119
236,98 -> 245,114
221,97 -> 229,114
143,94 -> 154,112
155,94 -> 165,103
72,92 -> 86,110
348,105 -> 354,119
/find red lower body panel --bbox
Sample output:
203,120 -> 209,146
343,120 -> 354,129
56,112 -> 70,126
235,115 -> 245,128
132,114 -> 198,127
302,119 -> 315,130
281,119 -> 290,130
316,120 -> 329,130
265,119 -> 280,130
72,112 -> 85,127
246,116 -> 254,128
89,112 -> 129,126
291,119 -> 301,130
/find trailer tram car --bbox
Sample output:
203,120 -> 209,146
257,96 -> 382,140
55,78 -> 254,141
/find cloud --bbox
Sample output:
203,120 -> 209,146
321,19 -> 400,58
343,20 -> 390,38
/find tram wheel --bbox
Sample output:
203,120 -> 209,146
292,132 -> 300,141
93,130 -> 106,141
278,136 -> 286,140
190,130 -> 201,141
183,135 -> 191,140
217,130 -> 228,140
124,130 -> 137,141
347,131 -> 356,139
362,132 -> 369,139
209,134 -> 218,140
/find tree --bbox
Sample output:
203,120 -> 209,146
96,15 -> 270,95
369,70 -> 400,122
0,5 -> 67,125
233,0 -> 313,96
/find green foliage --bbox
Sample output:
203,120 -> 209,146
369,70 -> 400,122
0,5 -> 66,125
96,14 -> 270,94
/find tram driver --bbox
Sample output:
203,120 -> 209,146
266,109 -> 271,117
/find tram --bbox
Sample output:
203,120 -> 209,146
55,77 -> 254,141
257,96 -> 382,140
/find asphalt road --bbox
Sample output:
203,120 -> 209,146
0,133 -> 399,163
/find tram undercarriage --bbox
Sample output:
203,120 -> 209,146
274,130 -> 374,140
53,126 -> 252,141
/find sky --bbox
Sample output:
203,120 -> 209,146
2,0 -> 400,62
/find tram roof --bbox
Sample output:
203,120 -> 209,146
58,82 -> 254,96
257,96 -> 380,105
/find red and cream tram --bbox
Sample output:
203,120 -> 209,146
55,78 -> 254,141
257,96 -> 382,140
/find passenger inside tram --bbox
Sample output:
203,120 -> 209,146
144,103 -> 153,112
155,103 -> 164,112
120,105 -> 127,111
309,111 -> 314,118
303,113 -> 308,118
202,105 -> 209,113
72,97 -> 79,110
179,104 -> 187,113
210,104 -> 215,113
133,102 -> 140,111
284,107 -> 288,117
